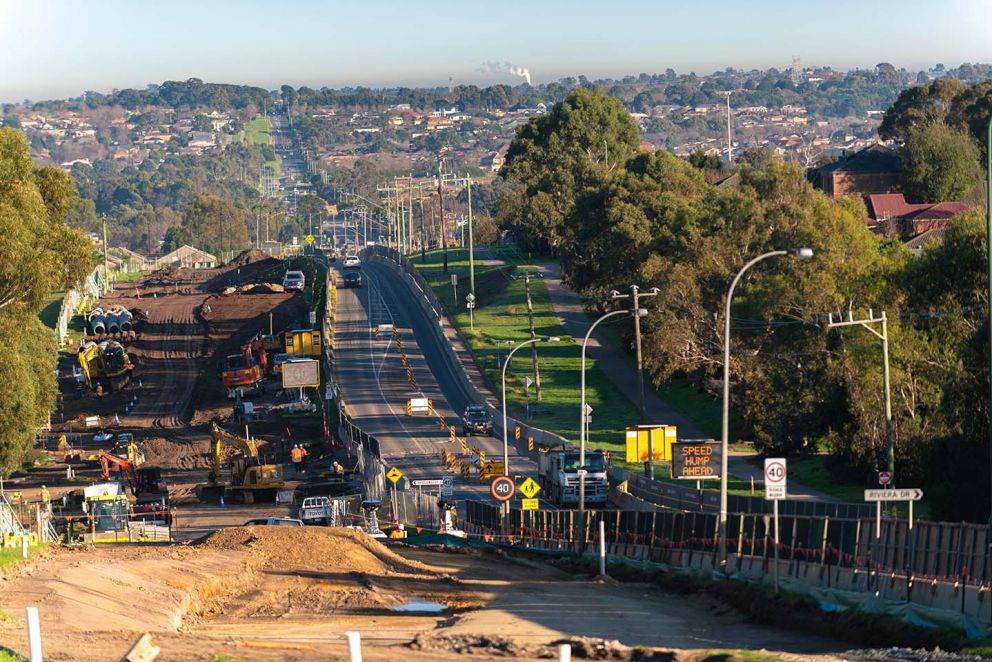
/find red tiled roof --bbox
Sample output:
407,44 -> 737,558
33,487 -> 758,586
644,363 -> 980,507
867,193 -> 967,223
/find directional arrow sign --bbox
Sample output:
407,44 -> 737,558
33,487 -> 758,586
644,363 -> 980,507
864,488 -> 923,502
518,477 -> 541,499
411,479 -> 444,487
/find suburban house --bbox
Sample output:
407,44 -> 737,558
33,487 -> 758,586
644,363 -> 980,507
152,245 -> 217,270
866,193 -> 968,238
818,144 -> 903,198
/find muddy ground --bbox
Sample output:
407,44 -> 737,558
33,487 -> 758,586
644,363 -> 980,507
0,528 -> 846,662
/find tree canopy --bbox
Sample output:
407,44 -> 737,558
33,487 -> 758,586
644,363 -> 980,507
0,128 -> 95,475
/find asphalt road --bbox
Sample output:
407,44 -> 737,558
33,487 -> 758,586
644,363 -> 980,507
333,260 -> 547,505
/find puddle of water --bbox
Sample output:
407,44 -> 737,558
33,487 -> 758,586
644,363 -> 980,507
390,600 -> 448,613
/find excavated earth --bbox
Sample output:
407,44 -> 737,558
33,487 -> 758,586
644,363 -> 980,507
0,528 -> 847,662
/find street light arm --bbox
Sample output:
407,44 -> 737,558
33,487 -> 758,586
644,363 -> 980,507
580,310 -> 629,465
502,338 -> 543,477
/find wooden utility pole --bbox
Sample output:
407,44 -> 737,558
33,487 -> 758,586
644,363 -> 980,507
525,274 -> 542,401
437,163 -> 448,273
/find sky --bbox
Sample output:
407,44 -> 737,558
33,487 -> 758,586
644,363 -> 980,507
2,0 -> 992,103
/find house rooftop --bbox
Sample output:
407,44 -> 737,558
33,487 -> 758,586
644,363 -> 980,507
819,143 -> 902,174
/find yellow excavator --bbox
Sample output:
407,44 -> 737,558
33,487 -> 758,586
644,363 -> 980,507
201,423 -> 284,504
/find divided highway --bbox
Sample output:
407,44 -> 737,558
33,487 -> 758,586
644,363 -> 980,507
333,259 -> 546,504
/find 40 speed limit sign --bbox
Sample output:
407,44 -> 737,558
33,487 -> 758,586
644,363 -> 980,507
490,475 -> 515,502
764,458 -> 787,501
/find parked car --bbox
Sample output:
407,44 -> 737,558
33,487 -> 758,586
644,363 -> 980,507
342,271 -> 363,288
462,404 -> 494,436
282,270 -> 305,290
343,255 -> 361,269
243,517 -> 303,526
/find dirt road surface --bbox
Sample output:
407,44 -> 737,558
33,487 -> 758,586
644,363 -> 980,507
0,528 -> 845,661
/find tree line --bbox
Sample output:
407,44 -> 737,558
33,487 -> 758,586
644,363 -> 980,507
497,87 -> 991,522
0,128 -> 95,476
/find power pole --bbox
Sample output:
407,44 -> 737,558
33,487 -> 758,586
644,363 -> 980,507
467,174 -> 475,298
524,273 -> 542,402
722,91 -> 733,165
827,310 -> 894,485
612,285 -> 659,477
418,183 -> 426,262
101,215 -> 111,294
437,164 -> 448,273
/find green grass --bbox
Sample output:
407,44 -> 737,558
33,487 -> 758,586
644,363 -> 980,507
244,116 -> 283,178
0,649 -> 26,662
0,545 -> 43,572
786,455 -> 932,517
415,249 -> 655,473
37,290 -> 65,329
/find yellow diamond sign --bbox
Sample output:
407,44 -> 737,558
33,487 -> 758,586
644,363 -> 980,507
305,234 -> 315,245
386,466 -> 404,484
519,477 -> 541,499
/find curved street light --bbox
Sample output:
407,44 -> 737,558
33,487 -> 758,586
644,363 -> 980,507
578,307 -> 648,513
718,247 -> 813,568
501,337 -> 561,476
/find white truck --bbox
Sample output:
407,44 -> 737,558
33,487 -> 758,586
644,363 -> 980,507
537,448 -> 609,507
298,496 -> 332,525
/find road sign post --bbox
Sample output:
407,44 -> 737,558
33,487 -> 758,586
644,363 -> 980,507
466,293 -> 475,330
386,466 -> 404,524
764,458 -> 787,594
864,488 -> 923,537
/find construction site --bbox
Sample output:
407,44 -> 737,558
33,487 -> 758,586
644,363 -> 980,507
0,248 -> 970,662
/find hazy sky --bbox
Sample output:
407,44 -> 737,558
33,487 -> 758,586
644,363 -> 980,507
3,0 -> 992,103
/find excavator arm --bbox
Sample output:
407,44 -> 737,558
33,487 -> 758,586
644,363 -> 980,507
209,423 -> 261,484
98,450 -> 138,494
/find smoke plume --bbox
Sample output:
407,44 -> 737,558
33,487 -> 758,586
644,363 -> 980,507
477,61 -> 532,86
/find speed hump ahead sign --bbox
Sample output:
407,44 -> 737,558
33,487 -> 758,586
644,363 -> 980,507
490,475 -> 515,502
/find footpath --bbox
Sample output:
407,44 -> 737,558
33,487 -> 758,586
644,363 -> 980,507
535,261 -> 844,504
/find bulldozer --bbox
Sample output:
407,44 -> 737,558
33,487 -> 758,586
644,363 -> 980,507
200,423 -> 284,504
78,340 -> 134,392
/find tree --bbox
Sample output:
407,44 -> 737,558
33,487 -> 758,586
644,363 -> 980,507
902,122 -> 981,202
162,225 -> 191,252
180,193 -> 248,257
0,128 -> 95,475
499,87 -> 640,252
878,79 -> 967,142
687,149 -> 721,170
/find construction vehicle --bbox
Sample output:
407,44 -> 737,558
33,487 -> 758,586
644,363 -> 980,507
82,482 -> 130,535
204,423 -> 284,504
78,340 -> 134,392
221,334 -> 268,397
97,450 -> 170,524
538,447 -> 609,507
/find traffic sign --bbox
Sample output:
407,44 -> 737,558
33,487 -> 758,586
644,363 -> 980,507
304,234 -> 315,245
466,293 -> 475,303
865,488 -> 923,502
442,475 -> 454,498
878,471 -> 892,486
490,475 -> 515,502
582,403 -> 593,415
521,498 -> 539,511
764,458 -> 787,501
386,466 -> 404,484
518,477 -> 541,499
411,479 -> 443,487
670,440 -> 722,480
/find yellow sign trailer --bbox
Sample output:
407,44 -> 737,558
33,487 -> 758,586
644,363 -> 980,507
625,425 -> 677,463
284,329 -> 321,357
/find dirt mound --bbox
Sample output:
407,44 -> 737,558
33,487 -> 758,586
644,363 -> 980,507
230,248 -> 270,266
199,526 -> 435,576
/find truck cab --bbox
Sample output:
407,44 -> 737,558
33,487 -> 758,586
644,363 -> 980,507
538,449 -> 609,507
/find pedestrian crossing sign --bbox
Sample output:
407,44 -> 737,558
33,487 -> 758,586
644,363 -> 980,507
519,477 -> 541,499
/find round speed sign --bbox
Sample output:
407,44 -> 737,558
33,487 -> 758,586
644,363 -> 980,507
490,476 -> 516,502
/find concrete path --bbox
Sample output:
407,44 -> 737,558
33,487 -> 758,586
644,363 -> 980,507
537,261 -> 846,504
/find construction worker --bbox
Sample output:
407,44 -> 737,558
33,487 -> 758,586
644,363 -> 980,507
332,460 -> 344,475
290,445 -> 303,473
299,445 -> 309,472
40,485 -> 51,514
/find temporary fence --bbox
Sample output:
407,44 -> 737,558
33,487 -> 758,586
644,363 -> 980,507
54,265 -> 104,346
614,468 -> 874,518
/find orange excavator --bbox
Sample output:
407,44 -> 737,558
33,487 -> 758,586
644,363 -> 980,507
221,333 -> 268,398
98,450 -> 171,524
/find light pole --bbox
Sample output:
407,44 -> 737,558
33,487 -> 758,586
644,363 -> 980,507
718,247 -> 813,568
502,337 -> 560,476
986,115 -> 992,531
579,307 -> 647,513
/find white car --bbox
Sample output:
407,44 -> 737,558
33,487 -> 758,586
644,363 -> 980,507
282,270 -> 305,290
243,517 -> 303,527
343,255 -> 361,269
